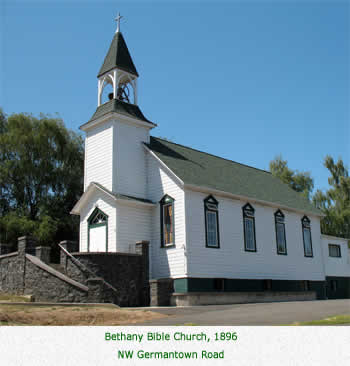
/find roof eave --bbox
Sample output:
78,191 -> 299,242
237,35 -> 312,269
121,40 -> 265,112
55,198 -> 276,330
70,183 -> 116,215
80,111 -> 157,132
70,182 -> 156,215
115,197 -> 156,208
321,234 -> 350,241
98,66 -> 138,79
184,183 -> 325,218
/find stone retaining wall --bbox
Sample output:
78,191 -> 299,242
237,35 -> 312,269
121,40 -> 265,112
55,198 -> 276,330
0,237 -> 96,302
0,252 -> 21,294
24,255 -> 88,303
0,238 -> 91,302
60,241 -> 150,306
0,237 -> 150,306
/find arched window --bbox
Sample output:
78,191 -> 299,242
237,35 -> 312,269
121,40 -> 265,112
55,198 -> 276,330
243,203 -> 256,252
301,216 -> 313,257
160,195 -> 175,247
204,195 -> 220,248
88,208 -> 108,252
275,210 -> 287,255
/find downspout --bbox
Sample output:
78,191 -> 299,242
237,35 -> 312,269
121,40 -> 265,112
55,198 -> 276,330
183,190 -> 188,277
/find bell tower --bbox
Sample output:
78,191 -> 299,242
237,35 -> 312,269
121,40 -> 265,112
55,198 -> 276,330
81,13 -> 155,197
72,13 -> 156,254
97,13 -> 139,106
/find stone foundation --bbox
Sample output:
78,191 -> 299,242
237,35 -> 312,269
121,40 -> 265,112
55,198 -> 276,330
171,291 -> 317,306
173,277 -> 327,300
150,278 -> 174,306
149,277 -> 329,306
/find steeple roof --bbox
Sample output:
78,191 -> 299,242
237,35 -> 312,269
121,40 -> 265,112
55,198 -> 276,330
81,99 -> 155,129
98,31 -> 139,78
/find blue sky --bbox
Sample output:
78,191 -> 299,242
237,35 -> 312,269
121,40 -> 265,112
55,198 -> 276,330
1,1 -> 349,193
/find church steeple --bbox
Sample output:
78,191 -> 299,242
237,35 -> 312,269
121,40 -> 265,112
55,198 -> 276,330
98,30 -> 138,78
97,14 -> 138,106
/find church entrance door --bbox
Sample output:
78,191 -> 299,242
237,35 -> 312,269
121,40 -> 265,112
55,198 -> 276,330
87,208 -> 108,252
89,225 -> 107,252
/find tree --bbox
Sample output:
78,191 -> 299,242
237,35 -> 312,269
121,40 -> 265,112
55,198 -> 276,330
269,155 -> 314,200
0,109 -> 9,216
0,111 -> 84,248
0,108 -> 6,133
313,156 -> 350,239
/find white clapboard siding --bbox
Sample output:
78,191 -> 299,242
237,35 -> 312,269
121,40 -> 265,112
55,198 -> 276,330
185,189 -> 325,281
114,120 -> 150,198
321,235 -> 350,277
115,202 -> 152,253
147,154 -> 187,279
84,120 -> 114,191
79,190 -> 116,252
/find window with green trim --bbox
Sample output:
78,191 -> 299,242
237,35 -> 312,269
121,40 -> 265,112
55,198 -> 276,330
243,203 -> 256,252
302,216 -> 313,257
204,195 -> 220,248
88,209 -> 108,225
275,210 -> 287,255
160,195 -> 175,247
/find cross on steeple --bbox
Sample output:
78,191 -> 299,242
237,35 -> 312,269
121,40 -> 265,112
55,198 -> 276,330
115,12 -> 123,33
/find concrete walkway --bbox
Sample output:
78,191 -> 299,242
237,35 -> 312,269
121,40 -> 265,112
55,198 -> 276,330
133,299 -> 350,325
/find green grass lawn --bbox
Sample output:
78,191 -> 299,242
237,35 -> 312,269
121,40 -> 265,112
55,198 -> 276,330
289,315 -> 350,326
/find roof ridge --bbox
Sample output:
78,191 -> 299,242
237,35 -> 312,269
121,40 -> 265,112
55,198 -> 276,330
151,136 -> 272,176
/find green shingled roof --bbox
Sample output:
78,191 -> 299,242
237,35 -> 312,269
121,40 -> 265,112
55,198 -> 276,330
92,182 -> 155,204
147,137 -> 322,216
81,99 -> 154,128
98,31 -> 138,77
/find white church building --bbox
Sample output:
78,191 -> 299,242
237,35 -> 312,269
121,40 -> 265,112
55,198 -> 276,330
71,16 -> 350,304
